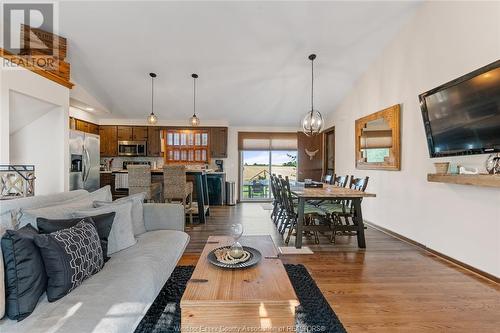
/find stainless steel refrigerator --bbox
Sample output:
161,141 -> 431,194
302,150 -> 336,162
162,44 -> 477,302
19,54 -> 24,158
69,130 -> 100,192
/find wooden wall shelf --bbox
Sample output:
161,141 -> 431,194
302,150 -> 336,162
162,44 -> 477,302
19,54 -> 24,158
427,173 -> 500,188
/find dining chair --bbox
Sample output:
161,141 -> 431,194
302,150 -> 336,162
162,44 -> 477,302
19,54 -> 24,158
321,176 -> 369,243
333,174 -> 349,188
322,168 -> 335,184
127,165 -> 162,202
163,165 -> 194,223
279,176 -> 327,245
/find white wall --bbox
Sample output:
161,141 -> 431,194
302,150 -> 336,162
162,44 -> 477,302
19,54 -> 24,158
1,62 -> 70,194
10,108 -> 66,195
69,106 -> 99,124
328,1 -> 500,277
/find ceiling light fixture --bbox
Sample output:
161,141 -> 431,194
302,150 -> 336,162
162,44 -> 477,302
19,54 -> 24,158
189,73 -> 200,126
302,54 -> 324,136
85,107 -> 94,111
147,72 -> 158,125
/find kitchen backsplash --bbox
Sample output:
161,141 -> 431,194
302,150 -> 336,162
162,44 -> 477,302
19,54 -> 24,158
100,157 -> 164,170
100,156 -> 225,171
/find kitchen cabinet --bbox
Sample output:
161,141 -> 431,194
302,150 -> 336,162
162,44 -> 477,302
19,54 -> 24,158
117,126 -> 148,141
73,118 -> 99,135
147,126 -> 161,156
99,126 -> 118,157
210,127 -> 228,158
133,126 -> 148,141
117,126 -> 133,141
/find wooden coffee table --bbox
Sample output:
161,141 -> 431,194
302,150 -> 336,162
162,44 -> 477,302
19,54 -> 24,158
181,235 -> 299,332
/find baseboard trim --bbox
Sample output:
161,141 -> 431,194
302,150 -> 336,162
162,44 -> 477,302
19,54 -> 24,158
365,221 -> 499,284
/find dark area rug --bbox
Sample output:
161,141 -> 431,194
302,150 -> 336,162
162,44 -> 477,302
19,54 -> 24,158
135,264 -> 346,333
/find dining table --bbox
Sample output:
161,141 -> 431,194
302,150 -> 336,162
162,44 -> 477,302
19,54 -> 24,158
291,183 -> 376,248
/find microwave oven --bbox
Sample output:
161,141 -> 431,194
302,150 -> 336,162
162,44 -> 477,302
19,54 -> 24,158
118,141 -> 147,156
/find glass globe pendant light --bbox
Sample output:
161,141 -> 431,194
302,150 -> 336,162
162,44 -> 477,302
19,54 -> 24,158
302,54 -> 323,136
147,72 -> 158,124
189,73 -> 200,126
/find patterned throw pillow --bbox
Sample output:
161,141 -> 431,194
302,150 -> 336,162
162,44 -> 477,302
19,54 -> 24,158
34,219 -> 104,302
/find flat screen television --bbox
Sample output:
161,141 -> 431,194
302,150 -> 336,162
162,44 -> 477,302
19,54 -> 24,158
419,60 -> 500,158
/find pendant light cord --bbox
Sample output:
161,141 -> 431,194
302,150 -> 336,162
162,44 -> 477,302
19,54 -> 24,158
151,76 -> 154,115
193,76 -> 196,117
311,57 -> 314,113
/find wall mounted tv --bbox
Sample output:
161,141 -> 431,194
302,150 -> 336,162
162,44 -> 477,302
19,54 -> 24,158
419,60 -> 500,158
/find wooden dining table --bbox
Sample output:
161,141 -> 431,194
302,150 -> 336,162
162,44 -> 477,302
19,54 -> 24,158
291,184 -> 376,248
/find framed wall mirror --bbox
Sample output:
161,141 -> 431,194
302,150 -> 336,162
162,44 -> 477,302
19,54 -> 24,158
355,104 -> 401,170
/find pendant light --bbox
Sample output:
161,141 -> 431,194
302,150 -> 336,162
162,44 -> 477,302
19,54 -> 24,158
189,73 -> 200,126
147,72 -> 158,124
302,54 -> 323,136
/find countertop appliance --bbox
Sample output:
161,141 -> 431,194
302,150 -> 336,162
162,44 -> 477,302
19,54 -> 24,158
118,141 -> 147,157
215,159 -> 224,172
69,130 -> 100,192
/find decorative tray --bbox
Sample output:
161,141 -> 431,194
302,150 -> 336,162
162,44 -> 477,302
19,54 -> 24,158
207,246 -> 262,269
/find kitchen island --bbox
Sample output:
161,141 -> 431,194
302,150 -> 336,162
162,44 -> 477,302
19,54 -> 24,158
101,169 -> 223,223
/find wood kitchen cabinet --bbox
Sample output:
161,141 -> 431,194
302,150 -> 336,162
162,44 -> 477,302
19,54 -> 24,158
99,126 -> 118,157
147,127 -> 161,156
73,118 -> 99,135
210,127 -> 228,158
117,126 -> 148,141
133,126 -> 148,141
117,126 -> 133,141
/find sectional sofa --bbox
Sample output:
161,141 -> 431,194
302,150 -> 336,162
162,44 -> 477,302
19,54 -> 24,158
0,187 -> 189,333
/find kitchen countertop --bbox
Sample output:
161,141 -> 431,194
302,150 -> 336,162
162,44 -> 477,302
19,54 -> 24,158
101,169 -> 225,174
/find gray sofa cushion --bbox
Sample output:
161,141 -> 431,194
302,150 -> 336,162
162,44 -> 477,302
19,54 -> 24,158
0,230 -> 190,333
19,197 -> 94,228
94,192 -> 146,236
0,190 -> 88,230
74,202 -> 136,255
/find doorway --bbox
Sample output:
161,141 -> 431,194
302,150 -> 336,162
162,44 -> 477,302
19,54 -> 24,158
240,150 -> 297,201
323,126 -> 335,177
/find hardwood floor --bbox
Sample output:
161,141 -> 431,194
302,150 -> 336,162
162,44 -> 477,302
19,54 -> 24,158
179,203 -> 500,332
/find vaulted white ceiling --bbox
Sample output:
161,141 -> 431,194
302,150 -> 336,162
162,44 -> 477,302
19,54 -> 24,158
60,1 -> 420,126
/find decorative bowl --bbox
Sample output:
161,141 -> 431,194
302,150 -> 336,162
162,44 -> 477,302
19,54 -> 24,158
207,246 -> 262,269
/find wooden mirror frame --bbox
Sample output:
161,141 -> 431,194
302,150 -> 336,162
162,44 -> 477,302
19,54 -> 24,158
355,104 -> 401,171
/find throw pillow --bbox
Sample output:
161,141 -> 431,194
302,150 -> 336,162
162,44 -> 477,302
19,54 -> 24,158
37,212 -> 115,261
19,196 -> 94,229
94,192 -> 146,236
1,224 -> 47,321
89,185 -> 112,202
34,219 -> 103,302
73,201 -> 136,255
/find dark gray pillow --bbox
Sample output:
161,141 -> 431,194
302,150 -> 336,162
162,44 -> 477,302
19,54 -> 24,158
34,219 -> 104,302
37,212 -> 115,261
1,224 -> 47,321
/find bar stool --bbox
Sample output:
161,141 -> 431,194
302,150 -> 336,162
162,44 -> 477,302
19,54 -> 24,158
163,165 -> 194,223
127,165 -> 162,202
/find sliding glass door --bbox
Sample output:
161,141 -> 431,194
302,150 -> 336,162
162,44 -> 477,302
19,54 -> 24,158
240,150 -> 297,201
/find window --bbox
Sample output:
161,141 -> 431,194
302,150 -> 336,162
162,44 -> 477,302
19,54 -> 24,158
238,132 -> 297,201
163,129 -> 209,163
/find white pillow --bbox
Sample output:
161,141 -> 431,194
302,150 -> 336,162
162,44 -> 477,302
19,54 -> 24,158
19,196 -> 94,229
73,201 -> 136,255
89,185 -> 112,202
94,192 -> 146,236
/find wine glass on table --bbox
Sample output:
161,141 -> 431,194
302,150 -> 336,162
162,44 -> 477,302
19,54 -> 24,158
229,223 -> 244,259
